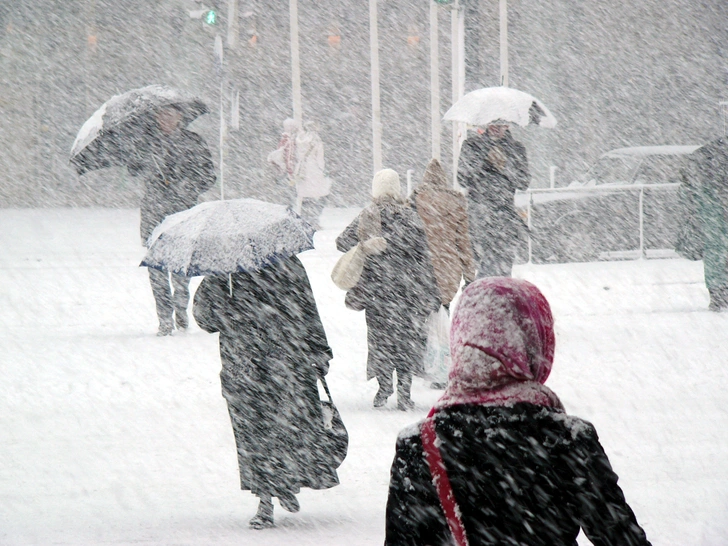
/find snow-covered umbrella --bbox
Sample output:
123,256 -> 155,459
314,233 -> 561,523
70,85 -> 209,176
140,199 -> 315,277
443,87 -> 557,128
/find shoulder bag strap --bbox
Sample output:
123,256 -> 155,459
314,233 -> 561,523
421,409 -> 470,546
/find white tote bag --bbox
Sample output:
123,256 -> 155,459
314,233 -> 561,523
423,306 -> 451,383
331,244 -> 366,290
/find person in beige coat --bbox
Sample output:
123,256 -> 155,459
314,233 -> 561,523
411,159 -> 476,307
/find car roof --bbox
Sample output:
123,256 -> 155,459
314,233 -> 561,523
601,145 -> 702,158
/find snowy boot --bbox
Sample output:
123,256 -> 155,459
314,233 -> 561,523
278,492 -> 300,513
249,496 -> 274,529
373,376 -> 393,408
397,372 -> 415,411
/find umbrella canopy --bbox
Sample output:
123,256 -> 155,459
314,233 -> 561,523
70,85 -> 209,176
140,199 -> 315,277
444,87 -> 557,128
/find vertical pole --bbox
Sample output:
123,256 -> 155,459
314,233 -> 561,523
500,0 -> 508,86
638,187 -> 644,259
219,77 -> 225,200
407,169 -> 414,197
214,34 -> 225,200
451,1 -> 460,186
549,165 -> 557,188
290,0 -> 302,125
227,0 -> 238,48
369,0 -> 383,173
430,1 -> 441,161
527,193 -> 533,264
457,5 -> 465,100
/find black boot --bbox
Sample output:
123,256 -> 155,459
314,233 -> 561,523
373,375 -> 394,408
397,372 -> 414,411
249,495 -> 274,529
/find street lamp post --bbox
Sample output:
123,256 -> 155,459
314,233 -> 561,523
290,0 -> 302,125
450,0 -> 465,187
214,34 -> 225,199
369,0 -> 383,174
430,1 -> 441,161
500,0 -> 508,86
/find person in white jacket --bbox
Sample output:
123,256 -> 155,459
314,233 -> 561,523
293,121 -> 331,229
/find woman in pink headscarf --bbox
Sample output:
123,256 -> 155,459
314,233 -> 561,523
385,278 -> 652,546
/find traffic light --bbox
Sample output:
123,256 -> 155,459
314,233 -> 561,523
204,9 -> 217,25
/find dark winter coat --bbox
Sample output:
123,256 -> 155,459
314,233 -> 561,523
457,131 -> 530,261
386,403 -> 652,546
192,256 -> 338,497
129,127 -> 216,243
412,159 -> 476,305
679,138 -> 728,292
336,200 -> 440,379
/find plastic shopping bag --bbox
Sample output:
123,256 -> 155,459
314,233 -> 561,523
423,306 -> 451,383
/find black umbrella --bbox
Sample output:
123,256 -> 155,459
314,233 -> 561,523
70,85 -> 209,176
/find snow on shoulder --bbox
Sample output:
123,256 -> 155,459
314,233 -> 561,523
398,421 -> 424,441
549,411 -> 594,440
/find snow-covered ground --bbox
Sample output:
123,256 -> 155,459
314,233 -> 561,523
0,207 -> 727,545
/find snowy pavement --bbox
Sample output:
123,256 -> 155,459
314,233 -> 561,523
0,207 -> 727,545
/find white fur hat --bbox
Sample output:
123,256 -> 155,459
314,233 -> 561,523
372,168 -> 401,199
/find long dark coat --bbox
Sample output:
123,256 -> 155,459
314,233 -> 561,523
193,256 -> 339,497
386,403 -> 651,546
128,126 -> 216,243
336,200 -> 440,380
458,131 -> 530,273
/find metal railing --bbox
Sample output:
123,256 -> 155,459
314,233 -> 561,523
516,182 -> 681,263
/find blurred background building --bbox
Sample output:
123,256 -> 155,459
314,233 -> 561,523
0,0 -> 726,207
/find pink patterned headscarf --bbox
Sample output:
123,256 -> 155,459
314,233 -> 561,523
436,277 -> 563,410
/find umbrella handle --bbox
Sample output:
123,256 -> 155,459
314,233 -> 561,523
228,273 -> 233,297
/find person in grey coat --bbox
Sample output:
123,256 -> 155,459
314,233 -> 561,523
336,169 -> 440,410
678,137 -> 728,311
457,120 -> 530,277
193,255 -> 338,529
128,105 -> 216,335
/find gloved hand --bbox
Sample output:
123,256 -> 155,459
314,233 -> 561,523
313,358 -> 330,379
361,236 -> 387,256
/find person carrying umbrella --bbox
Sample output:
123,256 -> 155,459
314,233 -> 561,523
192,255 -> 339,530
70,85 -> 216,336
143,198 -> 345,529
445,87 -> 556,278
128,104 -> 216,335
458,119 -> 530,278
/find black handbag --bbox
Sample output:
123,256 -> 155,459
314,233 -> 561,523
318,376 -> 349,469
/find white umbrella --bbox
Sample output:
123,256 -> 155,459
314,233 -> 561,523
70,85 -> 208,175
443,87 -> 557,128
140,199 -> 315,277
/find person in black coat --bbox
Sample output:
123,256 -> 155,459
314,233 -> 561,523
457,121 -> 530,277
385,277 -> 652,546
129,105 -> 216,335
336,169 -> 440,411
193,255 -> 338,529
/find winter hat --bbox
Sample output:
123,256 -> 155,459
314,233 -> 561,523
282,118 -> 299,134
372,168 -> 402,200
436,277 -> 563,410
422,158 -> 449,188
